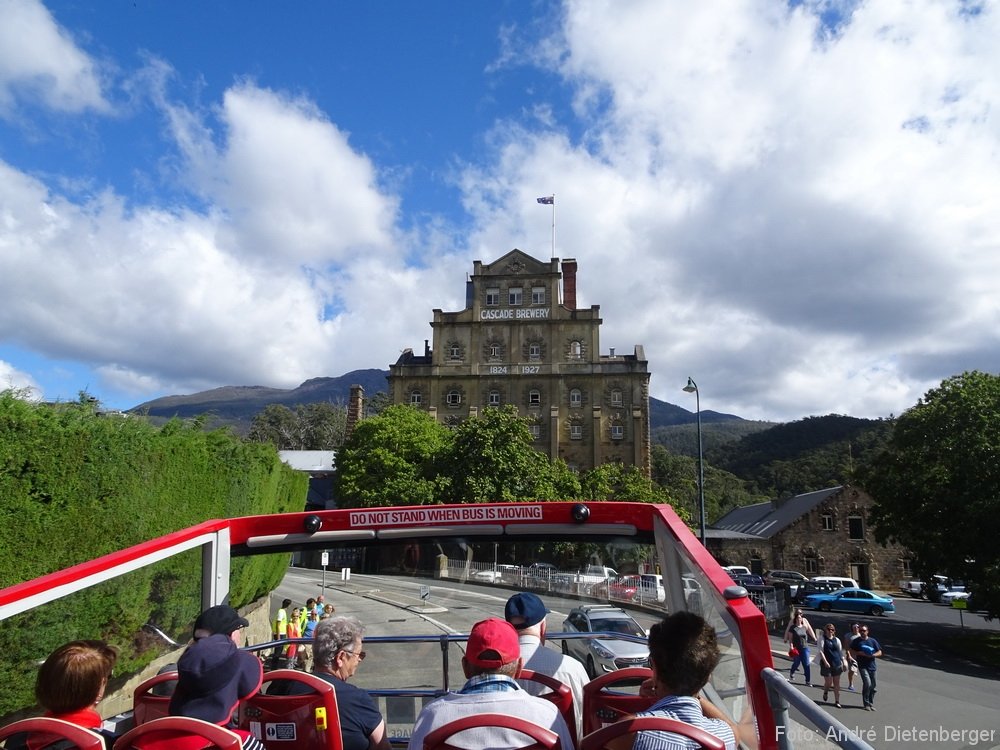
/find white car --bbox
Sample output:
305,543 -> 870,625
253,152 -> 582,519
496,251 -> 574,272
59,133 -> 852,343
939,590 -> 971,604
473,570 -> 503,582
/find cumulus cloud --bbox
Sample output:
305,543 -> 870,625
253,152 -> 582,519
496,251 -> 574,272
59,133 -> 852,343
0,0 -> 108,116
456,0 -> 1000,419
0,358 -> 41,398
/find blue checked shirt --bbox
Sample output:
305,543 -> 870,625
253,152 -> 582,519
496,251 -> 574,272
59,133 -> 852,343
459,673 -> 522,694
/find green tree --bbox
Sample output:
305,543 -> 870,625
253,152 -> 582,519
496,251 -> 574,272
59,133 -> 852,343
440,406 -> 569,502
334,405 -> 453,507
580,462 -> 676,507
248,402 -> 347,449
863,371 -> 1000,617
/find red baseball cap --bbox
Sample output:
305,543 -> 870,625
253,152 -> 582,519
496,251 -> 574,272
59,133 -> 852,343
466,618 -> 520,669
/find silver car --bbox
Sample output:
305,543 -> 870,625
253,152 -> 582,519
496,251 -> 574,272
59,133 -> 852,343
561,604 -> 648,678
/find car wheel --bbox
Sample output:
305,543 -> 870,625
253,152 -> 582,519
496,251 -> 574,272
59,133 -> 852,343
819,602 -> 832,612
586,656 -> 597,679
870,605 -> 883,616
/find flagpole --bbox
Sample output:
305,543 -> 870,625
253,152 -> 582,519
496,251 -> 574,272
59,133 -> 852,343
550,193 -> 556,259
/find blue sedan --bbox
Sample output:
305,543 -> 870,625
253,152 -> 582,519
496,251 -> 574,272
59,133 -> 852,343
802,588 -> 895,616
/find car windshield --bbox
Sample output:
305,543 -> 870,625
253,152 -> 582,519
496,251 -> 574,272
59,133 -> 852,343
592,616 -> 645,637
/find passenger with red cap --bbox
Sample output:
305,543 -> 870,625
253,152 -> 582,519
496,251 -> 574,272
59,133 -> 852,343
407,618 -> 573,750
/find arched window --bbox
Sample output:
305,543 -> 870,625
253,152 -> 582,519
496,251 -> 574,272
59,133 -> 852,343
528,389 -> 541,406
610,389 -> 623,406
410,391 -> 422,405
570,341 -> 582,359
488,390 -> 501,406
447,390 -> 462,406
569,388 -> 582,407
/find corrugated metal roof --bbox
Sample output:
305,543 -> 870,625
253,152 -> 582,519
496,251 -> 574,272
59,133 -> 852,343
711,486 -> 843,539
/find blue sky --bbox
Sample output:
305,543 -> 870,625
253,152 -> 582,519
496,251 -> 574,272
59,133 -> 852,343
1,0 -> 998,422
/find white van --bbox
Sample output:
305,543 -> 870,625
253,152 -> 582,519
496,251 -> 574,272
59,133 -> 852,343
811,575 -> 859,589
722,565 -> 751,576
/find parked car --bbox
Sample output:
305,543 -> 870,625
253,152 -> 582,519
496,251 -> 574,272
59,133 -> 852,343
730,574 -> 766,587
635,573 -> 666,603
473,569 -> 503,582
793,580 -> 844,604
562,604 -> 649,678
722,565 -> 751,576
764,570 -> 807,588
939,590 -> 971,605
926,575 -> 965,603
802,588 -> 895,616
810,575 -> 860,590
593,576 -> 638,601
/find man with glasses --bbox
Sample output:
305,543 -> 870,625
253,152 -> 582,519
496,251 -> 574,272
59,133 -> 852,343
849,626 -> 883,711
270,615 -> 389,750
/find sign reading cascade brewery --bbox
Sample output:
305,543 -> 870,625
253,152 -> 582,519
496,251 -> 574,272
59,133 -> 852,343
480,308 -> 550,320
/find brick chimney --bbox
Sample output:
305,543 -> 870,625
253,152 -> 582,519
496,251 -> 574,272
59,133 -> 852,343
345,384 -> 365,439
562,258 -> 578,310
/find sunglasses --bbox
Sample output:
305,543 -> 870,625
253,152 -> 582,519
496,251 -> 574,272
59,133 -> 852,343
342,649 -> 367,661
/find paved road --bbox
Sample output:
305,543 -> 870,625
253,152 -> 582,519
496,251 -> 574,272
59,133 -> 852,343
271,569 -> 1000,749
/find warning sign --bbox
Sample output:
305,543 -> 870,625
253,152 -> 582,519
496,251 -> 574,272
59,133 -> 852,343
349,504 -> 543,528
265,723 -> 297,741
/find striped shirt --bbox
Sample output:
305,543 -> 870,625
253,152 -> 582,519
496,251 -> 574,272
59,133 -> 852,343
633,695 -> 736,750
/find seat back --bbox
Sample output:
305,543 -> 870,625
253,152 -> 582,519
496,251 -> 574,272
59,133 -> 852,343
582,668 -> 654,736
112,716 -> 242,750
517,669 -> 576,748
132,672 -> 178,726
0,717 -> 105,750
580,716 -> 726,750
422,714 -> 560,750
238,670 -> 341,750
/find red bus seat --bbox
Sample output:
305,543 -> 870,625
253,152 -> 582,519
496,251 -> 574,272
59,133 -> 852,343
237,670 -> 341,750
112,716 -> 242,750
582,668 -> 654,736
132,672 -> 178,726
0,717 -> 105,750
422,714 -> 560,750
518,669 -> 576,748
580,716 -> 726,750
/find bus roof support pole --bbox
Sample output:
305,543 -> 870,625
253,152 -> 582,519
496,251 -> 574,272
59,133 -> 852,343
202,527 -> 231,609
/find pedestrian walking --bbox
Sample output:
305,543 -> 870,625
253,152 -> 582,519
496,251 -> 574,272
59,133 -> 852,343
818,624 -> 844,708
784,610 -> 817,686
843,623 -> 861,691
849,625 -> 883,711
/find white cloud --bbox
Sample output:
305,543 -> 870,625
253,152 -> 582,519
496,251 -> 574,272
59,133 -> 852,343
453,0 -> 1000,420
0,359 -> 41,398
0,0 -> 108,115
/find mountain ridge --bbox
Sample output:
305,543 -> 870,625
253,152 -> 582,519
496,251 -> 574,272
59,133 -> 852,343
129,368 -> 744,429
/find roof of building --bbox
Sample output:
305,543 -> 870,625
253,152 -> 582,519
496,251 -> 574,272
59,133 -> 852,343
711,486 -> 844,539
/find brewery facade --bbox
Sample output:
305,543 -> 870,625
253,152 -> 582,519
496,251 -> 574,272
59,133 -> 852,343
388,249 -> 650,475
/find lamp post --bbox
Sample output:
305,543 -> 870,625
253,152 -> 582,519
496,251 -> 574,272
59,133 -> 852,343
683,377 -> 707,546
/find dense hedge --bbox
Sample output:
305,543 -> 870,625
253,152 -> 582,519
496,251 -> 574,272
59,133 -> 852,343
0,392 -> 307,717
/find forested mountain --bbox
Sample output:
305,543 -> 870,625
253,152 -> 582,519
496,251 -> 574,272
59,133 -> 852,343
706,415 -> 893,498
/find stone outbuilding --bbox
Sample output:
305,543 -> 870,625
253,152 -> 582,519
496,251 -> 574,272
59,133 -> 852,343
707,485 -> 910,591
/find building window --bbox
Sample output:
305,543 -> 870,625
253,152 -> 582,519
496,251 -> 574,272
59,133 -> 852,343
488,390 -> 501,406
529,424 -> 541,441
569,340 -> 582,359
409,391 -> 422,405
446,390 -> 461,406
509,287 -> 523,305
490,344 -> 502,359
848,515 -> 865,540
569,388 -> 582,407
610,425 -> 624,440
529,343 -> 541,360
821,513 -> 834,532
486,288 -> 500,306
610,389 -> 623,406
449,345 -> 461,360
570,424 -> 583,440
900,558 -> 913,578
804,557 -> 819,574
532,286 -> 546,304
528,389 -> 541,406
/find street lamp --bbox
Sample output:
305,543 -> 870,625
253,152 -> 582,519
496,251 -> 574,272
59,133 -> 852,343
683,377 -> 707,546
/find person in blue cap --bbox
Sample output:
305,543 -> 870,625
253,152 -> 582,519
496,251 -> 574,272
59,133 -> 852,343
504,592 -> 589,738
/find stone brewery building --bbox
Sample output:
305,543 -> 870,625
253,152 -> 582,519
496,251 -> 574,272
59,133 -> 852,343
388,249 -> 651,475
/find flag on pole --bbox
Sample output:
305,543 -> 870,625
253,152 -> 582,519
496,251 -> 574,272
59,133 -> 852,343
536,196 -> 554,205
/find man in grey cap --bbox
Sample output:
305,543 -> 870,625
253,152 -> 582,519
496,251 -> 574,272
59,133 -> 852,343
505,592 -> 589,739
